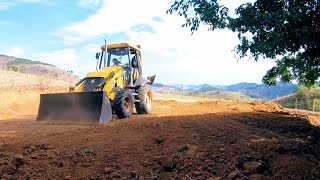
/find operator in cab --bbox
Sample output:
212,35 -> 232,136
112,58 -> 124,66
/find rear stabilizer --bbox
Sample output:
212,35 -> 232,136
36,91 -> 112,124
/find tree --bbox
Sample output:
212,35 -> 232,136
167,0 -> 320,86
7,65 -> 19,72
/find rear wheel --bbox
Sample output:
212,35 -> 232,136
113,90 -> 134,119
135,84 -> 153,114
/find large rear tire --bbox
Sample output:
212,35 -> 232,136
135,84 -> 153,114
113,90 -> 134,119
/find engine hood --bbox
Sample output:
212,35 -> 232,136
85,66 -> 122,79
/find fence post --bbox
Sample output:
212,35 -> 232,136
313,98 -> 316,112
295,97 -> 298,109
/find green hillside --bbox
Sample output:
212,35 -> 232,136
273,86 -> 320,112
7,58 -> 54,66
0,54 -> 79,83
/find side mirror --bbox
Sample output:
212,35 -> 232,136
95,52 -> 100,60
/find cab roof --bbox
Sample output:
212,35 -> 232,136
101,43 -> 141,52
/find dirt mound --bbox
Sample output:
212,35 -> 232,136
0,99 -> 319,179
0,87 -> 68,120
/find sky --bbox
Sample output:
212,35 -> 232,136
0,0 -> 276,85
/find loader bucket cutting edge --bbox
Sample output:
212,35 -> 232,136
36,91 -> 112,124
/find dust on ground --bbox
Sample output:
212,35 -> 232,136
0,96 -> 319,179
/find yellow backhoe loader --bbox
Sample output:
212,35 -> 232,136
36,42 -> 155,123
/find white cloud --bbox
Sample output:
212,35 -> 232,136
30,48 -> 101,77
84,43 -> 102,53
77,0 -> 102,9
1,46 -> 24,57
31,49 -> 78,72
0,0 -> 42,10
0,2 -> 15,10
125,15 -> 275,85
53,0 -> 275,84
55,0 -> 171,44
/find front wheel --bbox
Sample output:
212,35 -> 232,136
113,90 -> 134,119
135,84 -> 153,114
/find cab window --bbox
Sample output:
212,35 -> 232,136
107,48 -> 130,67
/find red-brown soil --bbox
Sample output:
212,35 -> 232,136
0,100 -> 319,179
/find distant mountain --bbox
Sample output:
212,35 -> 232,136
156,82 -> 298,100
152,83 -> 176,89
168,84 -> 224,91
226,82 -> 297,100
167,83 -> 184,89
226,82 -> 259,91
0,54 -> 79,82
152,83 -> 180,94
7,57 -> 54,67
188,84 -> 219,93
0,54 -> 15,65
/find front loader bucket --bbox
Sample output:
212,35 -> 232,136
36,91 -> 112,124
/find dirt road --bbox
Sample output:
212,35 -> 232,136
0,100 -> 319,179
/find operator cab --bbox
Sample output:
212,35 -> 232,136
95,43 -> 142,86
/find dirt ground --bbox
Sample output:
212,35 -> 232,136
0,98 -> 320,179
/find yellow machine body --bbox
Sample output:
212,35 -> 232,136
36,42 -> 154,124
76,66 -> 123,100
